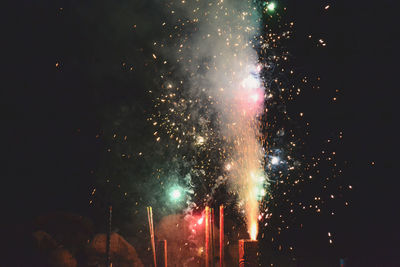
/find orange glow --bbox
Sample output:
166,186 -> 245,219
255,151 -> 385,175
249,221 -> 258,240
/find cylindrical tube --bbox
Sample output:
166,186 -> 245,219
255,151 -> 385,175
238,240 -> 258,267
219,205 -> 224,267
156,240 -> 167,267
147,207 -> 157,267
205,206 -> 210,267
211,208 -> 215,267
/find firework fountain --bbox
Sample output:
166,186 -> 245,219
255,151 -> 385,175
153,0 -> 268,241
184,0 -> 267,240
204,5 -> 267,242
229,66 -> 266,240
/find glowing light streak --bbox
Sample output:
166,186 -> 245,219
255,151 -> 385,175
250,222 -> 258,240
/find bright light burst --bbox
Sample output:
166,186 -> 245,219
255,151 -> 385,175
271,156 -> 280,165
169,186 -> 184,202
267,2 -> 276,12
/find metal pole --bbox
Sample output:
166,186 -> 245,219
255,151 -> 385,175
106,205 -> 112,267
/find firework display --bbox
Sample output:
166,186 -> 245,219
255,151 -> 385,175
3,0 -> 397,266
86,0 -> 350,265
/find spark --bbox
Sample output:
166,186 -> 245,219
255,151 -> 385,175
195,136 -> 205,145
267,2 -> 276,12
271,156 -> 280,165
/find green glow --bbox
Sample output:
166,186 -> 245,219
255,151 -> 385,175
267,2 -> 276,12
169,186 -> 183,202
256,188 -> 267,200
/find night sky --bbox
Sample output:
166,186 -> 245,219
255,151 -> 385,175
3,0 -> 399,266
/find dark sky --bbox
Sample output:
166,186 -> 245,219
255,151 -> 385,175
2,0 -> 399,265
286,1 -> 399,264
